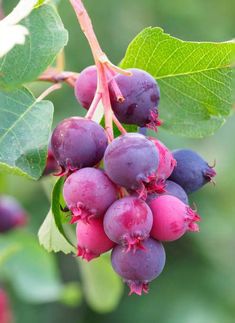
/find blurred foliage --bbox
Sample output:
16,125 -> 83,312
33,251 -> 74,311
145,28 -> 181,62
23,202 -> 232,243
1,0 -> 235,322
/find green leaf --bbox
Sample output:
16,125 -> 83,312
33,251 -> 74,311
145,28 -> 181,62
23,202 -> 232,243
59,282 -> 83,307
38,210 -> 76,254
0,87 -> 54,180
121,27 -> 235,138
0,230 -> 63,303
0,4 -> 68,89
78,254 -> 123,313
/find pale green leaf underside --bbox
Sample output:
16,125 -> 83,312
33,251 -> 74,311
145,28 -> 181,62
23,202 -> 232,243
0,87 -> 54,180
121,28 -> 235,137
0,4 -> 68,89
38,210 -> 76,255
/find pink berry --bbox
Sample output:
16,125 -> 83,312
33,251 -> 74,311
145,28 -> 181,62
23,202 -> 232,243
0,289 -> 12,323
63,168 -> 118,223
149,138 -> 176,192
104,197 -> 153,251
76,218 -> 115,261
149,195 -> 201,241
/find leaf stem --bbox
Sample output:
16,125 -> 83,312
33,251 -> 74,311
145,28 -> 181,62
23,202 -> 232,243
36,83 -> 62,102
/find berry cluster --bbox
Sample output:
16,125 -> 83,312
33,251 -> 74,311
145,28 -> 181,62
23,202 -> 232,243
50,67 -> 216,295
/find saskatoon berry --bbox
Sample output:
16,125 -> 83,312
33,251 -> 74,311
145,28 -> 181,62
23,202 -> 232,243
148,195 -> 200,242
111,238 -> 166,295
109,68 -> 161,129
76,218 -> 115,261
104,197 -> 153,251
147,180 -> 189,205
169,149 -> 216,194
63,168 -> 118,223
104,133 -> 159,197
0,196 -> 27,233
74,65 -> 97,109
51,117 -> 108,174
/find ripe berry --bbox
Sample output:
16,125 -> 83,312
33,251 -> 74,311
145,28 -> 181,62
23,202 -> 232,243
109,68 -> 161,129
104,197 -> 153,251
0,196 -> 27,233
149,195 -> 200,242
63,168 -> 118,223
147,180 -> 189,205
104,133 -> 159,198
111,238 -> 166,295
74,65 -> 97,109
76,218 -> 115,261
169,149 -> 216,193
51,117 -> 108,174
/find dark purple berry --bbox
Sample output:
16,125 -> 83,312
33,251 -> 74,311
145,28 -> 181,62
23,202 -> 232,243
111,238 -> 166,295
169,149 -> 216,193
0,196 -> 27,233
104,197 -> 153,251
109,68 -> 160,129
43,148 -> 59,176
104,133 -> 159,198
74,65 -> 97,109
51,117 -> 108,174
147,180 -> 189,205
63,168 -> 118,223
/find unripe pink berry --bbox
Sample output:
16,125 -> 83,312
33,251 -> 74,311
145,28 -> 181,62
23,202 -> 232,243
0,289 -> 12,323
76,218 -> 115,261
149,195 -> 200,241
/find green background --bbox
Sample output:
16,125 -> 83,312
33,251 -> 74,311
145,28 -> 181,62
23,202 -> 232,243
1,0 -> 235,322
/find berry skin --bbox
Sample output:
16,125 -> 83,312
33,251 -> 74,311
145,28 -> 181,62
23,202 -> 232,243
149,195 -> 200,242
109,68 -> 161,129
76,218 -> 115,261
0,196 -> 27,233
111,238 -> 166,295
63,168 -> 118,223
104,197 -> 153,251
51,117 -> 108,174
169,149 -> 216,194
147,180 -> 189,205
74,65 -> 97,109
104,133 -> 159,198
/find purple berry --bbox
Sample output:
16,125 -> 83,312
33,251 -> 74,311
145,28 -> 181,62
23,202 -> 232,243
109,68 -> 161,129
147,180 -> 189,205
63,168 -> 118,223
169,149 -> 216,193
0,196 -> 27,233
104,197 -> 153,251
74,65 -> 97,109
76,218 -> 115,261
111,238 -> 166,295
104,133 -> 159,198
149,195 -> 200,242
43,148 -> 59,176
51,117 -> 108,174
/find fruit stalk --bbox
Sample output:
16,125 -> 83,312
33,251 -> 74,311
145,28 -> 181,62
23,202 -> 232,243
69,0 -> 129,140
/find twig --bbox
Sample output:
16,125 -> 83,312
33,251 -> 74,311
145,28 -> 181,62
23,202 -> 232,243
36,83 -> 62,102
38,68 -> 79,87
